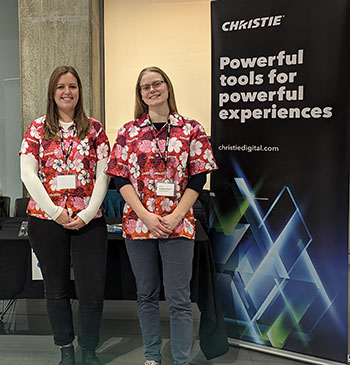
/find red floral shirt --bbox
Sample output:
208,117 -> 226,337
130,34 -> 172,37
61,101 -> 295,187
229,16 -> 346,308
106,112 -> 218,240
20,116 -> 110,219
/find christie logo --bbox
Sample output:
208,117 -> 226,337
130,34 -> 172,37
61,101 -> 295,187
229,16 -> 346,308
222,15 -> 285,31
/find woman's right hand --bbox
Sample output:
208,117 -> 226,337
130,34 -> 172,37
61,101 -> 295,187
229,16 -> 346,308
141,211 -> 172,238
55,209 -> 72,225
119,184 -> 172,237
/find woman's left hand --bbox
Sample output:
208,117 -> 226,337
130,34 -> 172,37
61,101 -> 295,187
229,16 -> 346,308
63,216 -> 86,231
160,213 -> 182,232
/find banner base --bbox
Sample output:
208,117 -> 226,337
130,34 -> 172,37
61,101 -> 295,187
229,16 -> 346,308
228,339 -> 346,365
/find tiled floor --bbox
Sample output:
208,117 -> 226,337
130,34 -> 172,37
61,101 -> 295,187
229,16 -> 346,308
0,299 -> 331,365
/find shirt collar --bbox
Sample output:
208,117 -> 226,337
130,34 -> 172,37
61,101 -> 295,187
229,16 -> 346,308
59,120 -> 75,131
137,112 -> 184,128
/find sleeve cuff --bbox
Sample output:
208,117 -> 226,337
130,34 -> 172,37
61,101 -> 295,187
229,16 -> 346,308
76,210 -> 93,225
50,206 -> 64,221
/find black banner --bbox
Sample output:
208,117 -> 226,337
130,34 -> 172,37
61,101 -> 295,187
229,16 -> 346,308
210,0 -> 349,362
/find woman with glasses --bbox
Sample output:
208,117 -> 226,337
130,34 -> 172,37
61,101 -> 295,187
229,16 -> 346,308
106,66 -> 218,365
20,65 -> 110,365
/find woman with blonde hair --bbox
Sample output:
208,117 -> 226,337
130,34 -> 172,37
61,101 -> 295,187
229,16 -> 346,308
107,66 -> 218,365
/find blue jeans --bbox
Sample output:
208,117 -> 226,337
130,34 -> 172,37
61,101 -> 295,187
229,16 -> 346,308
125,238 -> 194,365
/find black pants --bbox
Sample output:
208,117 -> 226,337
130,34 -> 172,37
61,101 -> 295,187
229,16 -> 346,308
28,216 -> 108,350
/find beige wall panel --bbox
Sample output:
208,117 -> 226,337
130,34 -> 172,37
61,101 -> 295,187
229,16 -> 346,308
104,0 -> 211,144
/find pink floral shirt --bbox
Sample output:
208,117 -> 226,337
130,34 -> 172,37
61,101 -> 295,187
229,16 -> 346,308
20,116 -> 110,219
106,112 -> 218,240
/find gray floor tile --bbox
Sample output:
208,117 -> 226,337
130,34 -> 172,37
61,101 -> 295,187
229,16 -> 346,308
190,341 -> 252,364
0,334 -> 52,349
0,299 -> 338,365
0,362 -> 49,365
248,350 -> 312,365
0,348 -> 53,363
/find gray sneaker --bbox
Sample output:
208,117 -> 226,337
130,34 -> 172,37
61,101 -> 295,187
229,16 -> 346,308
144,361 -> 160,365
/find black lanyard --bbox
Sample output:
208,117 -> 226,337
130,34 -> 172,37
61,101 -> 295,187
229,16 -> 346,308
150,120 -> 171,167
58,122 -> 76,170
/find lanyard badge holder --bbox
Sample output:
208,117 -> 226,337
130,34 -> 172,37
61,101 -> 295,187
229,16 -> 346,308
57,123 -> 77,190
152,121 -> 175,197
156,181 -> 175,197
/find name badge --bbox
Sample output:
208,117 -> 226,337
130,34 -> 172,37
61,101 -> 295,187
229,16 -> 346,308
156,182 -> 175,197
57,175 -> 76,190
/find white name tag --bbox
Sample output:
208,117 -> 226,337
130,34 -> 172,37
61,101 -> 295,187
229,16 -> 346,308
156,182 -> 175,197
57,175 -> 76,190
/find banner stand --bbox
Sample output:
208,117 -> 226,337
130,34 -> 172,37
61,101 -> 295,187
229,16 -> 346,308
229,339 -> 345,365
348,186 -> 350,365
210,0 -> 349,363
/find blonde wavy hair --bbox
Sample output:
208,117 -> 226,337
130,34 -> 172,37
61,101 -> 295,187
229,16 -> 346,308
134,66 -> 178,120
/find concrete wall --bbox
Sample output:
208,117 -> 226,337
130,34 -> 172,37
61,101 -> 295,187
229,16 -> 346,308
19,0 -> 104,133
0,0 -> 21,212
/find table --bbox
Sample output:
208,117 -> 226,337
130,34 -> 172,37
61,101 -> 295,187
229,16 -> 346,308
0,217 -> 228,359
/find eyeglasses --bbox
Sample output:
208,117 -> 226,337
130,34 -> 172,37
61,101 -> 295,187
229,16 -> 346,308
139,80 -> 166,93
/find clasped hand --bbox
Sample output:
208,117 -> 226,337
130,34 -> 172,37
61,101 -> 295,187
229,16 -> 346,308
55,209 -> 86,230
142,211 -> 181,238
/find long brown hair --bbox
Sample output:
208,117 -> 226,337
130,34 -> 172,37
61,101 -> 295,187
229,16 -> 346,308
44,65 -> 90,140
134,66 -> 178,120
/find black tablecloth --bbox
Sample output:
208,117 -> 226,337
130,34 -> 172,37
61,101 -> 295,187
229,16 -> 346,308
0,217 -> 228,359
